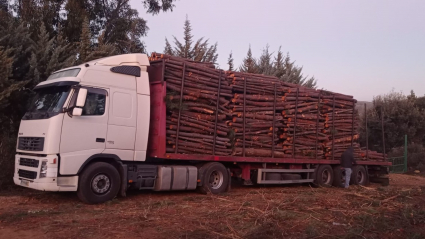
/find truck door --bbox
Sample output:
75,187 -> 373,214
59,87 -> 109,175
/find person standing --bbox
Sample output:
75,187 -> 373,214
341,146 -> 356,188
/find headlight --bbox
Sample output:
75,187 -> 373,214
40,160 -> 47,178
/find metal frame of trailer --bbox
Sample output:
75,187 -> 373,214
146,59 -> 391,184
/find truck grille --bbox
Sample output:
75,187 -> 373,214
18,137 -> 44,151
18,169 -> 37,179
19,158 -> 39,168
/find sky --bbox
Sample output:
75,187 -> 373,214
129,0 -> 425,101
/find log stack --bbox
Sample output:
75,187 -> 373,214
149,53 -> 385,161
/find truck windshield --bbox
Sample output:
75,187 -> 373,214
22,86 -> 71,120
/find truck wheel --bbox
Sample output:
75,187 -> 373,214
77,162 -> 120,204
332,166 -> 345,188
199,162 -> 229,194
314,165 -> 333,187
351,165 -> 369,186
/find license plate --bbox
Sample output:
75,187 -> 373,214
20,180 -> 29,187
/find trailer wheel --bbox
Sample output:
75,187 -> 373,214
351,165 -> 369,186
77,162 -> 120,204
332,166 -> 345,188
314,165 -> 334,187
199,162 -> 229,194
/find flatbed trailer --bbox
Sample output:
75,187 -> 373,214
14,54 -> 390,204
146,59 -> 390,187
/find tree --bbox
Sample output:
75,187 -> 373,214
0,0 -> 180,187
239,45 -> 258,73
227,52 -> 234,71
78,17 -> 92,64
28,23 -> 55,85
164,38 -> 174,55
238,45 -> 317,88
360,91 -> 425,152
273,47 -> 285,79
143,0 -> 176,15
257,44 -> 273,75
164,16 -> 218,63
46,27 -> 76,74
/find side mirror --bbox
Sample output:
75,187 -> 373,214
76,88 -> 87,107
72,108 -> 83,116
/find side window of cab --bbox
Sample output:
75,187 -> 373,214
82,88 -> 107,116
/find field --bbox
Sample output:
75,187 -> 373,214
0,174 -> 424,239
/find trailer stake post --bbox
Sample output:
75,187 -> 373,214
175,63 -> 186,153
381,108 -> 386,161
212,71 -> 222,155
243,77 -> 247,157
365,103 -> 369,160
315,91 -> 321,160
272,83 -> 277,158
332,96 -> 335,160
351,100 -> 355,146
292,87 -> 299,158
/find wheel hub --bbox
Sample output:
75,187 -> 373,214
321,169 -> 331,184
91,174 -> 111,194
209,170 -> 224,190
357,171 -> 364,184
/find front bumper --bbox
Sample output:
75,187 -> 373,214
14,154 -> 77,192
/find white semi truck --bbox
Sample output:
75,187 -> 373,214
14,54 -> 390,204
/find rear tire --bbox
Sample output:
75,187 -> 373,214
314,165 -> 334,187
198,162 -> 229,194
77,162 -> 121,204
351,165 -> 369,186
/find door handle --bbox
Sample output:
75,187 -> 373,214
96,138 -> 105,143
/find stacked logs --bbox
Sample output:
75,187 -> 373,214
150,53 -> 233,156
149,53 -> 385,161
229,73 -> 285,158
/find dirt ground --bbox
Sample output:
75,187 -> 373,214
0,174 -> 424,239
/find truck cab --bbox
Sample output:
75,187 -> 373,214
14,54 -> 153,202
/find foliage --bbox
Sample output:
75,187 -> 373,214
164,16 -> 218,63
227,52 -> 234,71
360,90 -> 425,170
239,45 -> 257,73
359,91 -> 425,152
389,144 -> 425,171
239,45 -> 317,88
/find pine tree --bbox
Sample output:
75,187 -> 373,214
47,27 -> 76,74
239,45 -> 258,73
164,38 -> 174,55
227,52 -> 234,71
273,46 -> 285,79
164,16 -> 218,63
63,0 -> 87,43
0,46 -> 28,106
257,44 -> 273,75
0,0 -> 7,12
0,20 -> 33,81
182,15 -> 192,59
173,16 -> 193,58
85,31 -> 118,62
28,23 -> 55,85
78,17 -> 91,64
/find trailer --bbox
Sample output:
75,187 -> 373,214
13,54 -> 390,204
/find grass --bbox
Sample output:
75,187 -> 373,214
0,174 -> 424,238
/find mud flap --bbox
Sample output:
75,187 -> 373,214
119,164 -> 128,197
226,168 -> 231,192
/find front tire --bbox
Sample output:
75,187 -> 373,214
77,162 -> 121,204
